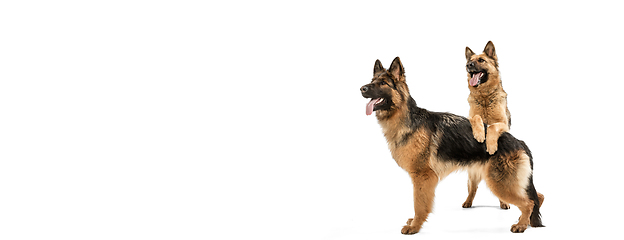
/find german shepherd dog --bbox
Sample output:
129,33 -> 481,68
360,57 -> 544,234
465,41 -> 510,156
464,41 -> 513,209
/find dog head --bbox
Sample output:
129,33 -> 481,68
465,41 -> 499,88
360,57 -> 409,116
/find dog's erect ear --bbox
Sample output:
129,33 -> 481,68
374,59 -> 384,75
465,47 -> 475,60
483,41 -> 497,59
388,57 -> 404,81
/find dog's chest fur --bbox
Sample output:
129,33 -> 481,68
377,108 -> 431,172
468,90 -> 510,125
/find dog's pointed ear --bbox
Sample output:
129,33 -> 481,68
374,59 -> 384,75
483,41 -> 497,59
465,47 -> 475,60
388,57 -> 404,81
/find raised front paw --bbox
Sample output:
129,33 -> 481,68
473,130 -> 485,143
486,139 -> 498,155
401,225 -> 420,235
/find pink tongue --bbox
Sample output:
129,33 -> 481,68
366,98 -> 381,116
469,72 -> 482,87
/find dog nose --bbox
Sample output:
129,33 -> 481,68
360,86 -> 369,93
467,62 -> 475,68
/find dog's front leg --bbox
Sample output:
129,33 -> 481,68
402,167 -> 439,235
485,122 -> 509,154
469,115 -> 485,143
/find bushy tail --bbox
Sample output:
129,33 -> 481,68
519,140 -> 544,227
526,175 -> 544,227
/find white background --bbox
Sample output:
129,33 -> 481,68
1,1 -> 623,239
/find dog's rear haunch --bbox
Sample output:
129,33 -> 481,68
361,57 -> 544,234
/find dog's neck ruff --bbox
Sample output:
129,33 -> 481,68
470,81 -> 503,98
376,96 -> 424,139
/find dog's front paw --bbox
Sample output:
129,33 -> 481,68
462,200 -> 473,208
510,223 -> 528,233
473,131 -> 485,143
486,141 -> 498,155
469,115 -> 485,142
401,225 -> 420,235
406,218 -> 413,225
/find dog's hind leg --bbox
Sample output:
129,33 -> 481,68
506,196 -> 534,233
462,171 -> 481,208
485,152 -> 535,232
402,167 -> 439,235
485,122 -> 509,155
463,170 -> 510,209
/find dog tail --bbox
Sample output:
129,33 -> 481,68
526,174 -> 544,227
520,140 -> 544,227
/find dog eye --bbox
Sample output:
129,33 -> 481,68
380,81 -> 387,85
478,58 -> 485,63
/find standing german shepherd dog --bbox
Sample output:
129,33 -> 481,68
464,41 -> 513,209
361,57 -> 543,234
463,42 -> 545,210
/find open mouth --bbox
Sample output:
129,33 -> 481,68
366,98 -> 385,115
469,71 -> 487,87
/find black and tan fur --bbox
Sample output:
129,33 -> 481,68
361,57 -> 544,234
464,41 -> 514,209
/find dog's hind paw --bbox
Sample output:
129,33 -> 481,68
499,200 -> 510,209
401,225 -> 420,235
402,218 -> 421,234
510,223 -> 528,233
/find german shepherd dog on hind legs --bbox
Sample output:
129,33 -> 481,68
462,41 -> 545,210
465,41 -> 510,156
464,41 -> 512,209
360,57 -> 544,234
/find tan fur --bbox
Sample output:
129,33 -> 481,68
402,167 -> 438,234
484,151 -> 534,232
462,166 -> 511,209
376,86 -> 440,233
